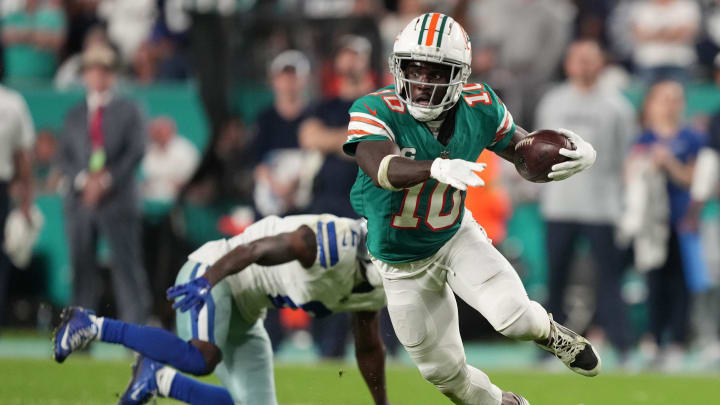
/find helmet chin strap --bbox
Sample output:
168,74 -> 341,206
408,103 -> 444,121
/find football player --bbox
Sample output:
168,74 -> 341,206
342,13 -> 599,405
53,214 -> 388,405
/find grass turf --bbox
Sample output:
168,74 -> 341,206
0,357 -> 717,404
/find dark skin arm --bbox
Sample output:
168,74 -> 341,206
353,126 -> 529,189
355,140 -> 432,189
189,224 -> 317,374
203,225 -> 317,287
352,311 -> 389,405
492,126 -> 530,164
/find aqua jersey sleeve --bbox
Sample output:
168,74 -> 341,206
460,82 -> 516,152
485,83 -> 516,152
342,87 -> 398,156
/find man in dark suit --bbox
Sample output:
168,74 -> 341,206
58,45 -> 150,324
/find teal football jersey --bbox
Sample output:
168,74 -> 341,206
343,83 -> 515,263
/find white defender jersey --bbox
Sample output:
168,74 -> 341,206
188,214 -> 386,323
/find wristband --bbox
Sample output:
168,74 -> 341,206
377,154 -> 402,191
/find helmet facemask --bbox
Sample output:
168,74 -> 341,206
390,53 -> 470,121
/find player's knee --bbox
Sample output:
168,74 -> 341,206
190,339 -> 222,375
418,360 -> 463,389
421,364 -> 470,398
496,300 -> 550,341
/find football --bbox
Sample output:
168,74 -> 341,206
513,129 -> 575,183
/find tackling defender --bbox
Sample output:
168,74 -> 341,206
53,214 -> 388,405
343,13 -> 600,405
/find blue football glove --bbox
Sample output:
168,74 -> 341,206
166,276 -> 212,313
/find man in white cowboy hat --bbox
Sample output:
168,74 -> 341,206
57,44 -> 151,325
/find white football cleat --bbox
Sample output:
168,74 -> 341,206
536,314 -> 601,377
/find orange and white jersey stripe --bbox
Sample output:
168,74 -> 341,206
490,105 -> 514,147
347,112 -> 396,142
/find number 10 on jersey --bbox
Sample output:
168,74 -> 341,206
391,181 -> 462,231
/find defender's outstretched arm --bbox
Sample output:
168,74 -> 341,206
352,310 -> 389,405
168,225 -> 317,313
204,225 -> 317,286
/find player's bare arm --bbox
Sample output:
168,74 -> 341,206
355,140 -> 432,189
493,126 -> 530,163
352,310 -> 389,405
203,225 -> 316,287
167,225 -> 317,314
355,139 -> 485,191
163,225 -> 317,374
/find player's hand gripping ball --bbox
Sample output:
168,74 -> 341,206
514,128 -> 595,182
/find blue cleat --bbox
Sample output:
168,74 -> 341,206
53,306 -> 99,363
118,355 -> 161,405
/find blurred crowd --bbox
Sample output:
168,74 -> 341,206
1,0 -> 720,372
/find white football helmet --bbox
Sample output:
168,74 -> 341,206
389,13 -> 472,121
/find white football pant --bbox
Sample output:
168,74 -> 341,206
373,212 -> 551,405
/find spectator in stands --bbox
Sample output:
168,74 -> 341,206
54,25 -> 111,90
630,0 -> 700,84
379,0 -> 425,78
298,35 -> 375,359
61,0 -> 102,61
57,45 -> 151,324
466,0 -> 574,127
165,0 -> 235,143
255,50 -> 310,164
142,117 -> 199,203
572,0 -> 618,46
300,35 -> 374,219
131,41 -> 159,85
97,0 -> 158,64
683,56 -> 720,230
141,116 -> 198,326
184,117 -> 255,209
606,0 -> 637,67
252,49 -> 313,349
0,83 -> 35,329
147,12 -> 191,82
253,50 -> 312,217
1,0 -> 66,81
622,80 -> 703,371
536,40 -> 636,361
681,55 -> 720,368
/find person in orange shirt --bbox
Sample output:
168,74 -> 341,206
465,150 -> 511,244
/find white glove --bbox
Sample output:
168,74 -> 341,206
548,128 -> 597,181
430,158 -> 486,190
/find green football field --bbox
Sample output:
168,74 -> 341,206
1,358 -> 718,405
